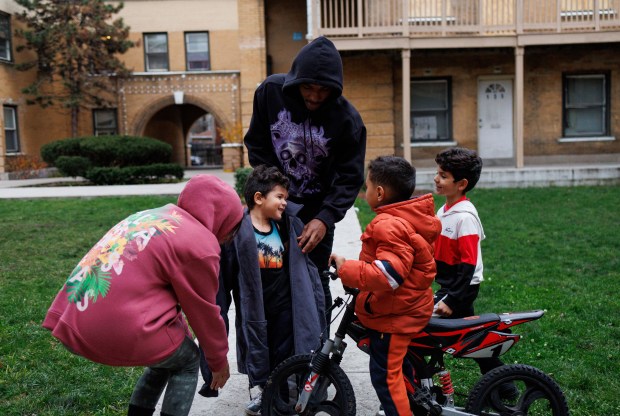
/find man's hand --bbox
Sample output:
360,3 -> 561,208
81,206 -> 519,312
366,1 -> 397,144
434,301 -> 453,317
210,362 -> 230,390
297,219 -> 327,254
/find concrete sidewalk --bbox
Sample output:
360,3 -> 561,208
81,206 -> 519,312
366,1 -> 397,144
0,169 -> 234,198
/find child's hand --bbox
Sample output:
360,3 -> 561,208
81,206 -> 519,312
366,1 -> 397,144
329,253 -> 346,270
434,301 -> 453,317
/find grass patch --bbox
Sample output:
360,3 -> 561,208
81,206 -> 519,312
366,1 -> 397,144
1,187 -> 619,415
0,196 -> 176,416
355,186 -> 620,416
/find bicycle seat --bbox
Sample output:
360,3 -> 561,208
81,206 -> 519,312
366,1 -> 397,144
425,313 -> 500,331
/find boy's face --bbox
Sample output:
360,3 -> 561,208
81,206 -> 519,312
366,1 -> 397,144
434,166 -> 467,204
364,175 -> 382,211
255,185 -> 289,221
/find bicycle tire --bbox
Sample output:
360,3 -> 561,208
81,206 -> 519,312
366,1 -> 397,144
465,363 -> 570,416
261,353 -> 356,416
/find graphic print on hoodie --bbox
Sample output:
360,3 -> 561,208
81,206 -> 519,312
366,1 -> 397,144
66,207 -> 181,312
271,109 -> 330,196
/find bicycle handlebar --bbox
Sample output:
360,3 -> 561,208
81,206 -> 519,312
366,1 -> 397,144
322,269 -> 359,296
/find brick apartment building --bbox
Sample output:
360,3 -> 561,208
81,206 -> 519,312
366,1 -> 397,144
1,0 -> 619,173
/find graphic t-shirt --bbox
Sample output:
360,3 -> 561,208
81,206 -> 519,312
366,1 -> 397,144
254,220 -> 290,316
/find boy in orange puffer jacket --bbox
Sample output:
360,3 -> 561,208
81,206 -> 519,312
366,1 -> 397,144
330,156 -> 441,416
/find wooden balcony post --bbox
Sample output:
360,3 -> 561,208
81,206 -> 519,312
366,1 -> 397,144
514,46 -> 524,168
357,0 -> 363,38
402,49 -> 411,163
402,0 -> 410,37
516,0 -> 523,34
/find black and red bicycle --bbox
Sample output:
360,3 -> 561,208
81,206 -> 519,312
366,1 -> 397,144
261,271 -> 569,416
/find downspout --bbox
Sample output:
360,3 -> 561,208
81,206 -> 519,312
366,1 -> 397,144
306,0 -> 314,41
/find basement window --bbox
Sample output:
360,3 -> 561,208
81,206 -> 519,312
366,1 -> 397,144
411,77 -> 452,143
562,73 -> 610,140
3,106 -> 20,153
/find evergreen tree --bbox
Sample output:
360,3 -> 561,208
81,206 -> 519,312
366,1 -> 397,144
14,0 -> 134,137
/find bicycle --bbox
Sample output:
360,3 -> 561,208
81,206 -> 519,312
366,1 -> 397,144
261,271 -> 569,415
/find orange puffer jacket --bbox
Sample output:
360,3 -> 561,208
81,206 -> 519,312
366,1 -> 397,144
338,193 -> 441,335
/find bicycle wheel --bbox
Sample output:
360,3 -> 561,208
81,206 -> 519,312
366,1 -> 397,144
261,353 -> 356,416
465,364 -> 569,416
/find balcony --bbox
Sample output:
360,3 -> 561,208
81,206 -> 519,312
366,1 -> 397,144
313,0 -> 620,48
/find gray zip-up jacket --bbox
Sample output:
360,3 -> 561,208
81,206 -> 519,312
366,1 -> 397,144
220,201 -> 326,387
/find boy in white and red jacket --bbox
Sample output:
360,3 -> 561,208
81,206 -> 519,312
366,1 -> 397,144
433,148 -> 517,399
330,156 -> 441,416
42,175 -> 243,416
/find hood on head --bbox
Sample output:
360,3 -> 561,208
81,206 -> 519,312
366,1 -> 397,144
177,175 -> 243,241
283,36 -> 343,99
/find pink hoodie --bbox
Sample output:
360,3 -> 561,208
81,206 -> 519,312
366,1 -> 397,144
42,175 -> 243,372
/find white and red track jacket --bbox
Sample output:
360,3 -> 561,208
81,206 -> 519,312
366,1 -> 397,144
434,197 -> 485,311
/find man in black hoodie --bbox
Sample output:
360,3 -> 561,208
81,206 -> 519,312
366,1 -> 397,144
245,35 -> 367,333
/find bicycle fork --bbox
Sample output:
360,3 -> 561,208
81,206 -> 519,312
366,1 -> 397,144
295,297 -> 351,413
295,339 -> 334,413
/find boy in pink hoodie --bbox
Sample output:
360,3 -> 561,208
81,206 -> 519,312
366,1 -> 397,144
42,175 -> 243,416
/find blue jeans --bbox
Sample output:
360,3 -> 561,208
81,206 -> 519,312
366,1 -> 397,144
129,337 -> 200,416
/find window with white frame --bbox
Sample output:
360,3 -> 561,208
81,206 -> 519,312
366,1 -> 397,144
563,73 -> 610,138
411,78 -> 452,142
93,109 -> 118,136
3,106 -> 20,153
185,32 -> 210,71
0,12 -> 11,62
144,33 -> 169,71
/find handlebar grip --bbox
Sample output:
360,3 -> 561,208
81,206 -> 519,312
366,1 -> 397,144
322,270 -> 339,281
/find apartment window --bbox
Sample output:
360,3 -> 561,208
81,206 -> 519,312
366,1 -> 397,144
185,32 -> 210,71
563,73 -> 610,138
0,12 -> 11,62
144,33 -> 169,71
93,109 -> 118,136
3,106 -> 20,153
411,78 -> 452,142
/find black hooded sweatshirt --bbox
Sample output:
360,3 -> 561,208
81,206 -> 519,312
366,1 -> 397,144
244,36 -> 367,229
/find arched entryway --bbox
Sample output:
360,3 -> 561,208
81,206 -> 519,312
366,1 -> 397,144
131,94 -> 232,168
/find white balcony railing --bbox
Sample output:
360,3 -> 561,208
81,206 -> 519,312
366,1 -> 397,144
314,0 -> 620,38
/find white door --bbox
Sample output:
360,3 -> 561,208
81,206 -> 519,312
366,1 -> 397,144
478,79 -> 513,159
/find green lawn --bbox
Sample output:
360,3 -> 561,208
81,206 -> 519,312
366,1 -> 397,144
355,186 -> 620,416
1,186 -> 619,415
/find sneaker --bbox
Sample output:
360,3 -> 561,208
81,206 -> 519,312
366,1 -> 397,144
245,391 -> 262,415
375,404 -> 385,416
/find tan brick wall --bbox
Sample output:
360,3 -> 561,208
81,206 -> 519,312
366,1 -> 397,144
524,44 -> 620,157
342,52 -> 396,166
265,0 -> 307,75
360,44 -> 620,167
4,1 -> 619,174
1,17 -> 72,171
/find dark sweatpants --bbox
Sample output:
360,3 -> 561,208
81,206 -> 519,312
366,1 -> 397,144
368,329 -> 416,416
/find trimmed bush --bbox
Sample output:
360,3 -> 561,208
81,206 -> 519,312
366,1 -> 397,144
79,135 -> 172,167
55,156 -> 92,178
40,137 -> 83,165
40,135 -> 172,168
85,163 -> 184,185
234,167 -> 253,199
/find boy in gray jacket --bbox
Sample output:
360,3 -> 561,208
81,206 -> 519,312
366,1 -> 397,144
199,165 -> 326,415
